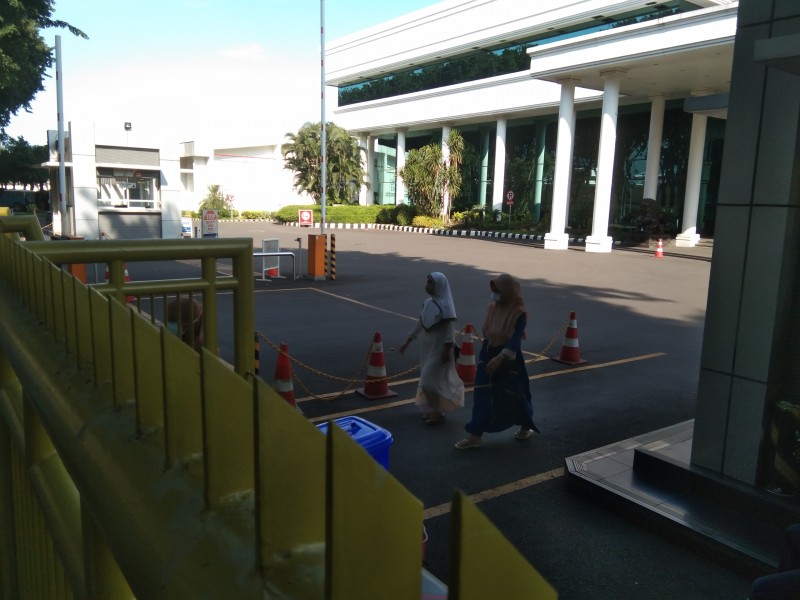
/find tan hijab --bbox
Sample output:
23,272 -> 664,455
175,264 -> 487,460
483,274 -> 526,346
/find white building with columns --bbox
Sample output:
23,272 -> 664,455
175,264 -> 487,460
327,0 -> 737,251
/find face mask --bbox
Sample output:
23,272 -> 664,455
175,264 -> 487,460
490,292 -> 501,302
166,321 -> 180,336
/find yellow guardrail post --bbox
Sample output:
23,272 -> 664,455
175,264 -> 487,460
0,215 -> 45,241
82,500 -> 134,600
232,242 -> 254,376
254,376 -> 327,595
0,349 -> 19,600
201,349 -> 254,508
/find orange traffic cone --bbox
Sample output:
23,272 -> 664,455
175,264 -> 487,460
655,238 -> 664,259
123,264 -> 137,302
273,342 -> 297,407
104,264 -> 136,303
456,324 -> 477,385
552,312 -> 587,365
355,332 -> 398,400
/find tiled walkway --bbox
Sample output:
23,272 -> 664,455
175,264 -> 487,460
566,420 -> 800,579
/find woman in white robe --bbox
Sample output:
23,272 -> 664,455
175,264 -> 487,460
399,272 -> 465,424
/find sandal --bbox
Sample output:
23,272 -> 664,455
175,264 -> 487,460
514,429 -> 534,440
424,413 -> 445,425
454,436 -> 481,450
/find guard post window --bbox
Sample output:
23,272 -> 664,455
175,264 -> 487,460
97,168 -> 161,209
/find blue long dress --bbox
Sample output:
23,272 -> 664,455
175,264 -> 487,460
465,313 -> 538,435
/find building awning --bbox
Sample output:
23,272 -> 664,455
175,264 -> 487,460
527,5 -> 736,103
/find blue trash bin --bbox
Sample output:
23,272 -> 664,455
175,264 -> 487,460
316,416 -> 393,470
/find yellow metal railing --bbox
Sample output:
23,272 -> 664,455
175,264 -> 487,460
0,216 -> 556,599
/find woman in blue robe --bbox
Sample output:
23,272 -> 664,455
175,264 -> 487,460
455,273 -> 538,449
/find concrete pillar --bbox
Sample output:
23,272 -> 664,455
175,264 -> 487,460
358,134 -> 372,206
69,121 -> 101,239
479,129 -> 490,208
441,125 -> 451,219
643,96 -> 666,201
675,113 -> 707,247
546,79 -> 578,250
533,123 -> 546,224
587,70 -> 624,253
492,119 -> 507,210
691,0 -> 800,488
395,129 -> 406,205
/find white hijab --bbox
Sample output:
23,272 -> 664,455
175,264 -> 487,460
419,272 -> 457,330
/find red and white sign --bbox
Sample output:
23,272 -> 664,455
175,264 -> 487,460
505,190 -> 515,205
202,209 -> 218,238
298,209 -> 313,227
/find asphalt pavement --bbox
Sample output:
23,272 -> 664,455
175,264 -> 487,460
132,222 -> 750,599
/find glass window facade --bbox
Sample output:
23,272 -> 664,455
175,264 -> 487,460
338,1 -> 703,107
374,100 -> 726,238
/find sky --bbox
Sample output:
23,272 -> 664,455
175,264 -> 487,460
6,0 -> 439,147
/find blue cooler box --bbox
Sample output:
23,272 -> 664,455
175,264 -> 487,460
317,416 -> 393,470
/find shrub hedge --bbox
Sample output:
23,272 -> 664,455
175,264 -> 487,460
273,204 -> 394,224
183,204 -> 542,232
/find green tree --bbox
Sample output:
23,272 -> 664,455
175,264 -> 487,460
400,129 -> 465,220
198,184 -> 236,218
282,121 -> 368,205
0,136 -> 48,189
0,0 -> 87,133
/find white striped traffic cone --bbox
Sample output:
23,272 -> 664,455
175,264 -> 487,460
355,332 -> 398,400
104,263 -> 136,303
456,324 -> 477,385
273,342 -> 296,407
552,312 -> 587,365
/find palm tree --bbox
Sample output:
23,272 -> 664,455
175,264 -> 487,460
198,184 -> 235,218
282,122 -> 368,205
400,129 -> 465,219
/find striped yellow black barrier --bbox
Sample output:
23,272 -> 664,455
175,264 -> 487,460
329,233 -> 336,280
254,331 -> 260,375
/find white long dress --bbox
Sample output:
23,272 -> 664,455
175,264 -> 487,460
409,317 -> 465,414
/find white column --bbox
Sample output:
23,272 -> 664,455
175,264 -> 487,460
69,121 -> 102,239
586,70 -> 624,253
533,123 -> 546,223
441,125 -> 451,219
643,96 -> 665,201
395,129 -> 406,205
492,119 -> 507,210
676,113 -> 707,247
545,79 -> 578,250
479,129 -> 490,208
358,134 -> 371,206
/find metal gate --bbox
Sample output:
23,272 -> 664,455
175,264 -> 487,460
98,211 -> 162,239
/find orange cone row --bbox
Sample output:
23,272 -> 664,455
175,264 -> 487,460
273,328 -> 491,407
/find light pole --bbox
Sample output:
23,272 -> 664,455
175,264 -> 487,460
320,0 -> 327,235
56,35 -> 69,237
